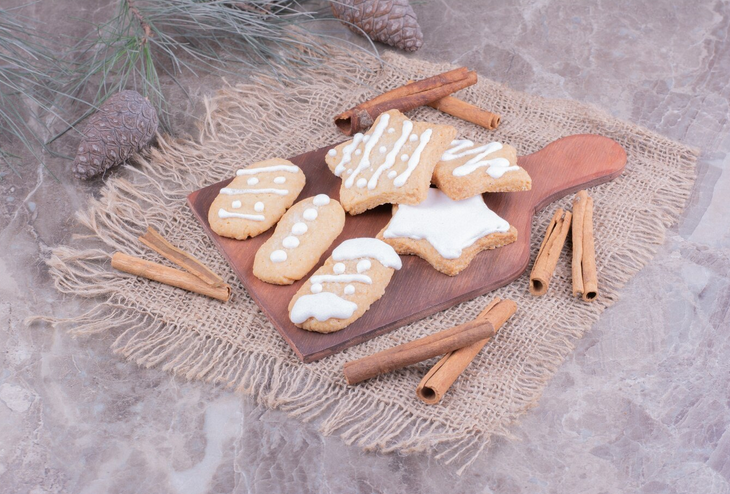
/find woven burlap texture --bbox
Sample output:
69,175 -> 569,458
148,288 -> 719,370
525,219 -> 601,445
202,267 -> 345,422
44,51 -> 698,473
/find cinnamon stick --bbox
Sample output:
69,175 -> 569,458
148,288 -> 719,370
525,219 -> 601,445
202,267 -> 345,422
111,252 -> 231,301
415,298 -> 517,405
335,67 -> 477,135
571,191 -> 598,301
529,208 -> 573,296
427,95 -> 501,130
139,227 -> 227,288
343,318 -> 495,385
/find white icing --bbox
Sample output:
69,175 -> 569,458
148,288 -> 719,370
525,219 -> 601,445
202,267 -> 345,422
444,140 -> 519,178
344,113 -> 390,189
387,128 -> 395,134
218,209 -> 264,221
344,284 -> 355,295
292,222 -> 308,235
345,169 -> 353,174
368,120 -> 413,190
247,177 -> 259,186
290,292 -> 357,324
254,201 -> 264,212
274,176 -> 286,184
441,140 -> 501,161
332,238 -> 402,270
409,134 -> 418,142
393,129 -> 432,187
327,149 -> 337,157
237,164 -> 299,175
354,149 -> 361,156
312,194 -> 330,206
282,236 -> 300,249
310,283 -> 323,294
333,262 -> 346,274
401,154 -> 409,162
270,250 -> 287,263
303,208 -> 318,221
220,188 -> 288,196
356,259 -> 371,273
334,133 -> 364,176
382,188 -> 510,259
231,200 -> 242,209
379,145 -> 387,153
356,178 -> 367,188
363,135 -> 370,142
310,274 -> 372,285
387,170 -> 397,179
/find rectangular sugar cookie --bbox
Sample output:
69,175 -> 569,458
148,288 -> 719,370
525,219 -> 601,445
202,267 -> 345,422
208,158 -> 306,240
325,109 -> 457,214
253,194 -> 345,285
288,238 -> 402,333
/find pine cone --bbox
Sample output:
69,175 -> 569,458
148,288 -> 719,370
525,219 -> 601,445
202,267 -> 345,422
332,0 -> 423,52
73,90 -> 158,180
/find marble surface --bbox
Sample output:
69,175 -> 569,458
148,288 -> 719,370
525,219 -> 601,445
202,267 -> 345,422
2,0 -> 729,492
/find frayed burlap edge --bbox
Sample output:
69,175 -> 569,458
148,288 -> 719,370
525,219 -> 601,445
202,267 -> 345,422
31,50 -> 699,474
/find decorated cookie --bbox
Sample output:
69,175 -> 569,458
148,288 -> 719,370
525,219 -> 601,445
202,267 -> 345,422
325,109 -> 457,215
377,188 -> 517,276
431,139 -> 532,200
288,238 -> 402,333
253,194 -> 346,285
208,159 -> 306,240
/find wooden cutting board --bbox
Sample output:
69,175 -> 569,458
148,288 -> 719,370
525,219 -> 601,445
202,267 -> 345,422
187,134 -> 626,362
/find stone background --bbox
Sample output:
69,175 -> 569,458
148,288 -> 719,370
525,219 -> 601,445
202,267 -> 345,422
1,0 -> 728,492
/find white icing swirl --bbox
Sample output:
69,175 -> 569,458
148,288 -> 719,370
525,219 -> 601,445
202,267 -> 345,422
393,129 -> 432,187
290,292 -> 357,324
344,113 -> 390,189
334,133 -> 364,176
368,120 -> 413,190
332,238 -> 402,270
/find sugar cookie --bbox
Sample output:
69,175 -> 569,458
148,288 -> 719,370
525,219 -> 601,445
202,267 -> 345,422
208,159 -> 306,240
253,194 -> 346,285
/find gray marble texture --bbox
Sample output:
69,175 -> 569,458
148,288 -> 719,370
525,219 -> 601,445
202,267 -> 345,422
1,0 -> 729,492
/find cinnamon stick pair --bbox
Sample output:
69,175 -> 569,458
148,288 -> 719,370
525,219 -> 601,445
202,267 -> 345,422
335,67 -> 501,135
529,190 -> 598,300
343,298 -> 518,406
112,227 -> 231,301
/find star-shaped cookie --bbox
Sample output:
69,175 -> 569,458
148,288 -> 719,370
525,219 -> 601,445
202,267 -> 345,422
377,187 -> 517,276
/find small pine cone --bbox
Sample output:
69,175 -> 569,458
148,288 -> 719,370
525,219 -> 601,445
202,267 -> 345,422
332,0 -> 423,52
73,90 -> 159,180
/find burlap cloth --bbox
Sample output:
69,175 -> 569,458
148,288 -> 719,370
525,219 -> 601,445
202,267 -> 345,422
44,51 -> 698,472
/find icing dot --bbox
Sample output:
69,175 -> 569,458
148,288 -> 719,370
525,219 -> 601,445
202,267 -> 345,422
355,149 -> 362,156
344,284 -> 355,295
254,201 -> 264,212
310,283 -> 323,294
387,128 -> 395,134
270,250 -> 287,263
354,132 -> 363,139
247,177 -> 259,185
274,176 -> 286,184
409,134 -> 418,142
363,135 -> 370,143
356,259 -> 371,273
356,178 -> 367,188
283,236 -> 300,249
303,208 -> 318,221
401,154 -> 409,162
327,149 -> 337,157
292,222 -> 308,235
379,146 -> 387,153
313,194 -> 330,206
333,262 -> 346,274
231,200 -> 242,209
387,170 -> 397,179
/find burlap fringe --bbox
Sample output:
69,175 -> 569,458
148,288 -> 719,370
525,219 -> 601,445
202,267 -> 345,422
30,50 -> 699,474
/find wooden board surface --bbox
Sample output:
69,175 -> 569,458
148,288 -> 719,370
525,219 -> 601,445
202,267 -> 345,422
187,134 -> 626,362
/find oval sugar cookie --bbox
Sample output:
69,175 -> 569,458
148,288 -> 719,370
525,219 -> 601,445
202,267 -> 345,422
288,238 -> 402,333
253,194 -> 346,285
208,158 -> 306,240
